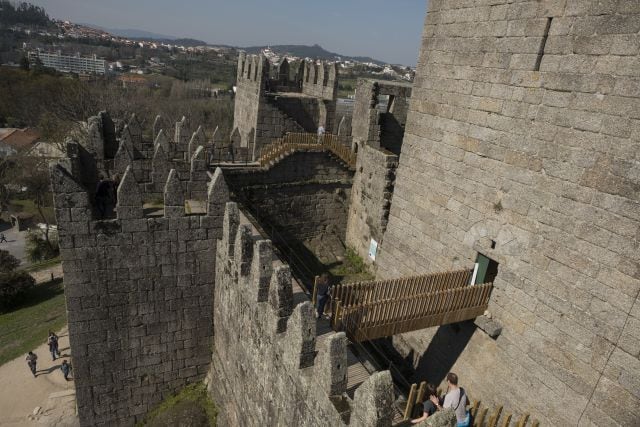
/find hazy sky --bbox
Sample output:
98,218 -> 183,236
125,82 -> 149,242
28,0 -> 427,65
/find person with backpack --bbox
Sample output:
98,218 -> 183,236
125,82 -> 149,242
47,331 -> 61,361
26,351 -> 38,377
60,360 -> 72,381
430,372 -> 470,427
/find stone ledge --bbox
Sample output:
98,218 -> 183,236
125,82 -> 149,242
474,315 -> 502,339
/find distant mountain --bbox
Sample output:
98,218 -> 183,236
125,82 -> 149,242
80,24 -> 176,41
243,44 -> 386,65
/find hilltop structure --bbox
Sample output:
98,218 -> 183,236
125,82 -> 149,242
50,1 -> 639,426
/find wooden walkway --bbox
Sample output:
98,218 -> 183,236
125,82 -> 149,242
329,270 -> 493,342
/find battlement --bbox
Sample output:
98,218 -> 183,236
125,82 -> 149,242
210,202 -> 395,426
233,53 -> 341,158
50,151 -> 229,425
236,52 -> 339,101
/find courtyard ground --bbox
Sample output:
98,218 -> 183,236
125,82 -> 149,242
0,221 -> 28,265
0,263 -> 77,426
0,326 -> 78,427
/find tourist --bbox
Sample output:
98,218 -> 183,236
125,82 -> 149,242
60,360 -> 72,381
0,233 -> 7,243
26,351 -> 38,377
315,273 -> 331,319
48,331 -> 61,361
411,383 -> 438,424
430,372 -> 469,426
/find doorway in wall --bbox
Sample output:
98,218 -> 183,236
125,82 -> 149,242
472,253 -> 499,285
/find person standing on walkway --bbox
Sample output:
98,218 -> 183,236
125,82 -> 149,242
47,331 -> 60,361
315,273 -> 332,319
26,351 -> 38,377
0,233 -> 7,243
60,360 -> 72,381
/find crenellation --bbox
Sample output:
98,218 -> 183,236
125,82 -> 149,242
250,239 -> 274,303
153,128 -> 170,155
283,301 -> 316,369
318,332 -> 348,396
116,166 -> 144,219
188,125 -> 206,159
268,265 -> 294,333
163,169 -> 185,218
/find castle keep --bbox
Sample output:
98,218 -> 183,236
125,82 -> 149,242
50,1 -> 640,426
372,1 -> 640,425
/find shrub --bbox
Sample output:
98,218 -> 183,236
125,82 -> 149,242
0,270 -> 36,311
0,249 -> 20,272
25,232 -> 59,262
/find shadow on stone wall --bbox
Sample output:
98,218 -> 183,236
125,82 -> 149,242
379,321 -> 477,386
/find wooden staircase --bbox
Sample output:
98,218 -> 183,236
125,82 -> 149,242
259,132 -> 357,170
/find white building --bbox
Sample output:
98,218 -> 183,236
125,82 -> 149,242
28,51 -> 107,75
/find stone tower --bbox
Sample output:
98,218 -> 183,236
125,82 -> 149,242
373,2 -> 640,425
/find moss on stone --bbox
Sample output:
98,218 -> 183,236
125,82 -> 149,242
138,383 -> 216,427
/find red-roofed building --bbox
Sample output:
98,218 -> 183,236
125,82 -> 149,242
0,128 -> 40,157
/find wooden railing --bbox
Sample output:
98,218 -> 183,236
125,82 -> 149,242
399,381 -> 540,426
259,132 -> 357,169
327,269 -> 492,342
331,269 -> 473,310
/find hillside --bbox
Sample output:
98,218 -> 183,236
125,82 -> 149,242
242,44 -> 385,65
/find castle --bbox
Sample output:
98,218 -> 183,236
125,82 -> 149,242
51,1 -> 639,426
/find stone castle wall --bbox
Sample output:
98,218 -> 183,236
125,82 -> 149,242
346,80 -> 411,264
51,149 -> 229,425
225,150 -> 353,243
208,202 -> 395,427
375,1 -> 640,426
345,144 -> 397,265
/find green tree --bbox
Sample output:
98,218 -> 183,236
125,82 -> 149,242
0,250 -> 20,272
0,249 -> 35,312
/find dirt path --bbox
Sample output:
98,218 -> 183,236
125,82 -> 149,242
30,264 -> 63,284
0,326 -> 78,427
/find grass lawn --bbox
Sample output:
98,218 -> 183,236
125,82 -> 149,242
22,256 -> 61,272
0,279 -> 66,366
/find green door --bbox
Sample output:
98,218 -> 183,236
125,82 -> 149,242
474,254 -> 490,285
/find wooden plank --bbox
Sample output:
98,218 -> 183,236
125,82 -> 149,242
487,405 -> 503,427
312,275 -> 319,305
403,383 -> 418,420
500,413 -> 513,427
516,413 -> 530,427
476,408 -> 488,427
469,400 -> 481,420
